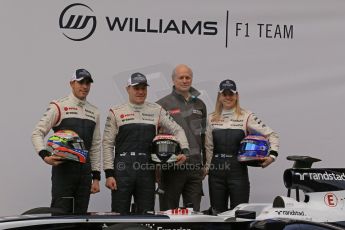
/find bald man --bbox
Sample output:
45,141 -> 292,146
156,64 -> 207,211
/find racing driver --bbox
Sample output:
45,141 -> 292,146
102,72 -> 189,215
205,79 -> 279,213
31,69 -> 101,214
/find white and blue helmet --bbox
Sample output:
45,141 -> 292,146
238,135 -> 269,167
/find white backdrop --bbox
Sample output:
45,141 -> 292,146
1,0 -> 345,216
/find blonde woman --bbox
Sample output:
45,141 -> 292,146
205,79 -> 279,213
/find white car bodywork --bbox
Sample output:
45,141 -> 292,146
1,157 -> 345,229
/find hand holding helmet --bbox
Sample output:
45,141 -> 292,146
43,154 -> 63,166
45,130 -> 88,164
175,153 -> 187,165
260,156 -> 275,168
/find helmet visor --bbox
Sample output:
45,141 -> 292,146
68,138 -> 85,150
155,140 -> 179,154
152,139 -> 180,163
240,141 -> 267,152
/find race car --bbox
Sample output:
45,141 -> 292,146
1,156 -> 345,230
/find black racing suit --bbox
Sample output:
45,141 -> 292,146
32,93 -> 101,214
205,108 -> 279,212
102,102 -> 189,215
157,87 -> 207,211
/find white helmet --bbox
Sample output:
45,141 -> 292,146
151,134 -> 180,164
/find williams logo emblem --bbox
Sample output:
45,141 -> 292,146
59,3 -> 96,41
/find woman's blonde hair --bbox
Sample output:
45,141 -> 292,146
212,92 -> 243,121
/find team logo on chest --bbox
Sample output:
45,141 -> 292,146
169,108 -> 181,115
120,113 -> 135,122
230,118 -> 244,128
142,113 -> 154,122
192,109 -> 202,116
64,106 -> 78,115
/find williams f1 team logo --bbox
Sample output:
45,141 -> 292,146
59,3 -> 96,41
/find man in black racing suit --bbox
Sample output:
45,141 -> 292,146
102,72 -> 189,215
31,69 -> 101,214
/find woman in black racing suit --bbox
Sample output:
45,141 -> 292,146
204,79 -> 279,213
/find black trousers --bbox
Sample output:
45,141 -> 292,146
111,171 -> 155,215
208,173 -> 250,212
159,169 -> 203,211
51,162 -> 92,214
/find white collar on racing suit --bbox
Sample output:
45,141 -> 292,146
128,101 -> 145,110
221,108 -> 236,116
